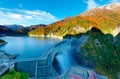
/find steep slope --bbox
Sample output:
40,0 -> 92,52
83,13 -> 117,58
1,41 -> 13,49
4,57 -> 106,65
0,25 -> 14,34
72,27 -> 119,79
81,8 -> 120,35
29,2 -> 120,37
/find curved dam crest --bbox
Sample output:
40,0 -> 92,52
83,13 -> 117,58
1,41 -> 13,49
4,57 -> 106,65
14,35 -> 107,79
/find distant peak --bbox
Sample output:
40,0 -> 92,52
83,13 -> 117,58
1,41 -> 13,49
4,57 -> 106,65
81,2 -> 120,16
99,2 -> 120,10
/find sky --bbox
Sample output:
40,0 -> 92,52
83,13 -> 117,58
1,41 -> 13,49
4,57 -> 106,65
0,0 -> 120,26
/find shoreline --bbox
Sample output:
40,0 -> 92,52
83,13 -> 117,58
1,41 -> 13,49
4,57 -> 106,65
29,34 -> 63,40
0,51 -> 18,76
0,42 -> 8,46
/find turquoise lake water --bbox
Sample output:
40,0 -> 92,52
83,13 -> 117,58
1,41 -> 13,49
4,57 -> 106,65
0,36 -> 61,59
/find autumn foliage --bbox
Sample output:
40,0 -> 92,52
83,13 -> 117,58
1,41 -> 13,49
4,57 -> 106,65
29,8 -> 120,37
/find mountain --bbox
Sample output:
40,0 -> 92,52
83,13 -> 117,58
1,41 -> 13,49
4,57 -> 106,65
4,24 -> 24,31
99,2 -> 120,12
29,2 -> 120,37
30,24 -> 46,28
2,24 -> 46,35
28,3 -> 120,79
16,24 -> 46,35
0,25 -> 14,34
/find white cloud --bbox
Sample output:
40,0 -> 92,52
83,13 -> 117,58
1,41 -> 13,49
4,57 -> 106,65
9,13 -> 22,20
0,8 -> 59,26
85,0 -> 99,9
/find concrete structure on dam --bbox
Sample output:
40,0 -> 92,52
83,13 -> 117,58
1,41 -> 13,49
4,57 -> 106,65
13,35 -> 108,79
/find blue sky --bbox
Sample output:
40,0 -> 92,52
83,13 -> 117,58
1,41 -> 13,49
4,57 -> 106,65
0,0 -> 120,26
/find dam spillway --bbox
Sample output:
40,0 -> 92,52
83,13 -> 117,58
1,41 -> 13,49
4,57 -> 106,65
15,37 -> 79,78
14,35 -> 107,79
14,36 -> 82,78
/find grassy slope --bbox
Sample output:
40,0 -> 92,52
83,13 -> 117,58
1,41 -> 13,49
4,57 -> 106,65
80,28 -> 120,79
0,69 -> 29,79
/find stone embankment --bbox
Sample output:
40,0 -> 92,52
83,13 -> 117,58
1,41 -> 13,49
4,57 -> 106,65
0,51 -> 18,76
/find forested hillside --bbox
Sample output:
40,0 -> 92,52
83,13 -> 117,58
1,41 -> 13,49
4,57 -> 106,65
29,3 -> 120,37
68,27 -> 119,79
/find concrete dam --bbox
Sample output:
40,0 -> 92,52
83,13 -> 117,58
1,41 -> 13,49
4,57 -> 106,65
14,35 -> 107,79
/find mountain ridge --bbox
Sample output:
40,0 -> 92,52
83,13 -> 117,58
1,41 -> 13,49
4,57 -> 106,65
0,25 -> 14,34
29,2 -> 120,37
4,24 -> 24,31
0,24 -> 46,35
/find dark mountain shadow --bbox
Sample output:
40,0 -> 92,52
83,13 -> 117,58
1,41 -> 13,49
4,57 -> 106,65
0,25 -> 14,34
63,27 -> 104,39
63,27 -> 120,78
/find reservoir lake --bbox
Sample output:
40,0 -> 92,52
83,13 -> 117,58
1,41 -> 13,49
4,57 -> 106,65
0,36 -> 61,59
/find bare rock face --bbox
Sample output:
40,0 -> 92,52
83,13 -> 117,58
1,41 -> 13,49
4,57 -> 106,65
73,26 -> 86,33
113,26 -> 120,36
